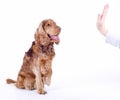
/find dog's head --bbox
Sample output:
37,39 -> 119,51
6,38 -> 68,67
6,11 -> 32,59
35,19 -> 61,46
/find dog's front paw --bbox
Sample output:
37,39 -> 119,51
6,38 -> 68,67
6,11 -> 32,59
38,89 -> 47,94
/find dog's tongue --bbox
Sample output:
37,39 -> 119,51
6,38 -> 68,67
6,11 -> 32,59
51,35 -> 60,44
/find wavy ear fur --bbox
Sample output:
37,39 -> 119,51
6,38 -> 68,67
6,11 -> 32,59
34,20 -> 50,46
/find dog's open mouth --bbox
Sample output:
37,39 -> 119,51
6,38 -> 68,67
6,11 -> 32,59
48,34 -> 60,44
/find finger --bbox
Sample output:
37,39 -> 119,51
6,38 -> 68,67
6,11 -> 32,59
101,4 -> 109,22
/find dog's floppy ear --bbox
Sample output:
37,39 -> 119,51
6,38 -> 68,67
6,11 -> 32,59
38,20 -> 47,34
34,20 -> 50,45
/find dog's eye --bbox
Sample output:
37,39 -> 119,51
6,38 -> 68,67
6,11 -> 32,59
47,24 -> 51,26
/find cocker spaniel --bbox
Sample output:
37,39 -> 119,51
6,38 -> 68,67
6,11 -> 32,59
6,19 -> 61,94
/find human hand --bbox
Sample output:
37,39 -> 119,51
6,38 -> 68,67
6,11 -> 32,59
96,4 -> 109,36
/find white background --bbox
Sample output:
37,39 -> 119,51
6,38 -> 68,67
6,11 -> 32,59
0,0 -> 120,100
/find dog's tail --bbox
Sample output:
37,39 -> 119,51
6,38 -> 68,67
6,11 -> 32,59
6,79 -> 16,84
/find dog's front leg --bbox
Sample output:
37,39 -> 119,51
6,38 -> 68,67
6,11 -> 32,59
33,66 -> 47,94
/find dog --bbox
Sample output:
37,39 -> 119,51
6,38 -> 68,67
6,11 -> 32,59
6,19 -> 61,94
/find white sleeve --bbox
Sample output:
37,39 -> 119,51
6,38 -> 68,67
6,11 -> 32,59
106,32 -> 120,48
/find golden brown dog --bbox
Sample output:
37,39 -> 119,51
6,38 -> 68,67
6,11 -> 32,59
6,19 -> 61,94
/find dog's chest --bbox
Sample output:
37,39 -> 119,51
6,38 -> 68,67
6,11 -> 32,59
39,44 -> 55,57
